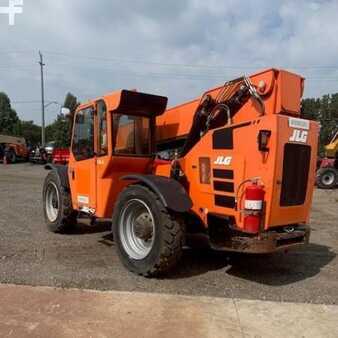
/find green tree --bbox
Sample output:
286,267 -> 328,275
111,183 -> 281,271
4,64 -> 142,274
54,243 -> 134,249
301,98 -> 320,120
302,94 -> 338,155
20,121 -> 41,146
45,93 -> 80,148
46,114 -> 70,147
0,92 -> 20,135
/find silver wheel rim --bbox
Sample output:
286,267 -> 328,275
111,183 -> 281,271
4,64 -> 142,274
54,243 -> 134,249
322,172 -> 335,186
45,182 -> 59,222
119,199 -> 155,260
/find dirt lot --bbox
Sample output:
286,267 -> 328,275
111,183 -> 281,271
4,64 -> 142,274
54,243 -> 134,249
0,163 -> 337,304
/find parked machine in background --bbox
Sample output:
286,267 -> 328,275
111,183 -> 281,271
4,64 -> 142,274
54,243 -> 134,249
29,146 -> 48,164
42,69 -> 319,277
316,130 -> 338,189
45,141 -> 56,162
0,135 -> 28,163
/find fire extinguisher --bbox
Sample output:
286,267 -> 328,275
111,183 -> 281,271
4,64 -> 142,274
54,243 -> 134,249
243,182 -> 265,234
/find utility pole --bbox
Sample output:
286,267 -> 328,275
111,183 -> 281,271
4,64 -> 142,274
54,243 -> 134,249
39,51 -> 46,147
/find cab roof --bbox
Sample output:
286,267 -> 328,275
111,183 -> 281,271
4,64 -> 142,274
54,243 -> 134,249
77,90 -> 168,117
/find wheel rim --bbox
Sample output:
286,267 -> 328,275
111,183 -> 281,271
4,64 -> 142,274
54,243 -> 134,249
119,199 -> 155,260
322,172 -> 335,186
45,182 -> 59,222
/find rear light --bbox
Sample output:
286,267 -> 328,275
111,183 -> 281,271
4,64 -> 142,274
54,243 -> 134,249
258,130 -> 271,152
199,157 -> 211,184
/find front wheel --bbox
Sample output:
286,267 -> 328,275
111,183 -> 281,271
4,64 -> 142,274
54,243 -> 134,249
42,170 -> 77,233
112,185 -> 184,277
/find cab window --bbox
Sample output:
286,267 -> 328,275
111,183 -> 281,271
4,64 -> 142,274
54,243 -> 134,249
112,114 -> 151,156
97,101 -> 108,156
72,107 -> 94,161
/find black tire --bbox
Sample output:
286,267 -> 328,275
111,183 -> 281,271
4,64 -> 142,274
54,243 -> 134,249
316,167 -> 337,189
42,170 -> 77,233
8,149 -> 16,164
112,184 -> 184,277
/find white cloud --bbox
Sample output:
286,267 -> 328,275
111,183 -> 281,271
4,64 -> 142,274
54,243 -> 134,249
0,0 -> 337,124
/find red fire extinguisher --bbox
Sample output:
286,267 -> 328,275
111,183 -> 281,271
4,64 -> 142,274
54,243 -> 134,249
243,182 -> 265,234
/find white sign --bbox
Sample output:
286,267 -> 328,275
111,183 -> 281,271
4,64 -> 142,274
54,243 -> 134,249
288,117 -> 310,130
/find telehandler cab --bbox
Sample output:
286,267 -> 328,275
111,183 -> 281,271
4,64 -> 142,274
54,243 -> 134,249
43,69 -> 319,276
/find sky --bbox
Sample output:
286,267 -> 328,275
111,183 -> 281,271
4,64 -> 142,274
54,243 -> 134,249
1,0 -> 338,125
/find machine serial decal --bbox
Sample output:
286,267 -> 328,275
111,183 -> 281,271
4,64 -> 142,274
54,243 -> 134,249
214,156 -> 232,166
77,195 -> 89,204
289,129 -> 308,143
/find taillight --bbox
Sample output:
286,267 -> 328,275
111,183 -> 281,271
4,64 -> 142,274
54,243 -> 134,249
258,130 -> 271,152
199,157 -> 211,184
243,183 -> 265,234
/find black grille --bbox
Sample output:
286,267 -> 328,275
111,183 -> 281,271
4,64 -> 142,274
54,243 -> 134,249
280,143 -> 311,206
215,195 -> 236,208
213,169 -> 234,180
213,181 -> 234,193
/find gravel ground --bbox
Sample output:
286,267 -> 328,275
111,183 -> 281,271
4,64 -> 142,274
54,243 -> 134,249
0,163 -> 337,304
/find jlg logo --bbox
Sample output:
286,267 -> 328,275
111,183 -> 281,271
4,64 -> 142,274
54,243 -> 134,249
214,156 -> 232,166
289,129 -> 308,143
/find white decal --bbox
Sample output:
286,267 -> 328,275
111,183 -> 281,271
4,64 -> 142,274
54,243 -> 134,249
288,117 -> 310,130
289,129 -> 308,143
77,195 -> 89,204
214,156 -> 232,166
245,200 -> 263,210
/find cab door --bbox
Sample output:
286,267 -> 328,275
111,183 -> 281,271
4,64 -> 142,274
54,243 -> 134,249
69,105 -> 97,211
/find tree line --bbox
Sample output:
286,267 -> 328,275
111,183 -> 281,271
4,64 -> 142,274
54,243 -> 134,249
301,94 -> 338,154
0,92 -> 79,147
0,90 -> 337,153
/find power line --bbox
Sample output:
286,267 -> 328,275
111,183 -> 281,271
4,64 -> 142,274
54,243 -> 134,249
1,49 -> 338,72
42,50 -> 338,71
0,50 -> 35,55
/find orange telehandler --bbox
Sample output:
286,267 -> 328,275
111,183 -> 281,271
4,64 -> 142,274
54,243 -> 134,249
43,68 -> 319,276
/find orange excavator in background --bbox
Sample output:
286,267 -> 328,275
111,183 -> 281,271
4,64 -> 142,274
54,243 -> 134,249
43,68 -> 319,276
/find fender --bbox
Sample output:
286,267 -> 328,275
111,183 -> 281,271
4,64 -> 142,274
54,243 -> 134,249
121,174 -> 192,213
45,164 -> 70,190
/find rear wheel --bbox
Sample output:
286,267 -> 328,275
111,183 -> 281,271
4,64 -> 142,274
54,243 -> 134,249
317,167 -> 337,189
112,185 -> 184,277
43,170 -> 77,233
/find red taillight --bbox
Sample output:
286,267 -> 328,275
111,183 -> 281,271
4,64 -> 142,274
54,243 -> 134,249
243,183 -> 265,234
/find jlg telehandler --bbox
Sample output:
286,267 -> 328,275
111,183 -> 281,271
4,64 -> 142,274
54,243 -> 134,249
43,68 -> 319,276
